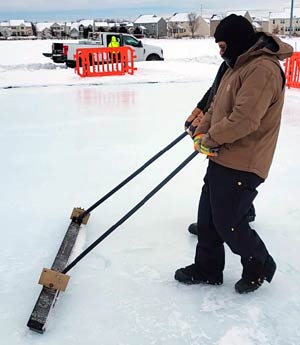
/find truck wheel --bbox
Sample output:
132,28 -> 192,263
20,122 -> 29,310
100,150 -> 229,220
66,61 -> 76,68
146,54 -> 161,61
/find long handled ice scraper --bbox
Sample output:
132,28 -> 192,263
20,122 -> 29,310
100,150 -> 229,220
27,131 -> 199,333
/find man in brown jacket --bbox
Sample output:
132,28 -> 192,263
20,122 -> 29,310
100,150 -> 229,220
175,14 -> 293,293
184,61 -> 256,236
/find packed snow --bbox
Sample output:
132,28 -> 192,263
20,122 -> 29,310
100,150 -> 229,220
0,36 -> 299,345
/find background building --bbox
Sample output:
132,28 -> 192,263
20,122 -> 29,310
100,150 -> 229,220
270,7 -> 300,36
134,15 -> 167,38
0,20 -> 33,37
168,12 -> 210,38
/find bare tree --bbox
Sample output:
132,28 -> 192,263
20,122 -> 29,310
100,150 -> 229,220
0,27 -> 11,39
168,22 -> 180,38
188,12 -> 199,38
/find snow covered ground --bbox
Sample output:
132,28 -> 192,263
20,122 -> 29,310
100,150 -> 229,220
0,37 -> 300,345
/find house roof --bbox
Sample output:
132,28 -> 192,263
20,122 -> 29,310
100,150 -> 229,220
252,22 -> 262,29
210,15 -> 224,21
1,19 -> 32,27
58,22 -> 72,27
94,21 -> 109,27
169,13 -> 190,22
78,19 -> 94,27
35,22 -> 72,32
169,12 -> 211,23
108,22 -> 120,27
134,15 -> 162,24
252,16 -> 269,22
226,10 -> 250,17
70,27 -> 79,32
9,19 -> 25,26
202,14 -> 213,20
35,22 -> 53,31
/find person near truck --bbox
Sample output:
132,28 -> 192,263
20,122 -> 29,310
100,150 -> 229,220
108,36 -> 120,63
108,36 -> 120,48
175,14 -> 293,294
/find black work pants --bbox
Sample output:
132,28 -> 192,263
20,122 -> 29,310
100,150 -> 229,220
195,161 -> 269,281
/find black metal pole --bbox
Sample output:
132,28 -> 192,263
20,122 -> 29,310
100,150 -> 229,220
63,150 -> 198,273
289,0 -> 294,38
76,131 -> 188,221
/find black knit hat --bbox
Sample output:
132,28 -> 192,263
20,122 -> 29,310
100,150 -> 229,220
214,14 -> 256,66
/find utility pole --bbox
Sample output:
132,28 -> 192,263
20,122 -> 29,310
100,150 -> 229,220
289,0 -> 294,38
201,4 -> 203,17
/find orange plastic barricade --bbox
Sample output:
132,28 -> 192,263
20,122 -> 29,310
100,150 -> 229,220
284,52 -> 300,89
74,46 -> 137,78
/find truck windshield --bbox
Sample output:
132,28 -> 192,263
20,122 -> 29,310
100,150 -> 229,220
123,36 -> 142,48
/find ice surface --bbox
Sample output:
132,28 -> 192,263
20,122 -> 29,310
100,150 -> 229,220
0,37 -> 299,345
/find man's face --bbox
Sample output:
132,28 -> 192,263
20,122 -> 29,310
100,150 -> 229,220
217,41 -> 227,56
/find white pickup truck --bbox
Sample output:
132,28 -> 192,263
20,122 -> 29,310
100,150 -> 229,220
43,32 -> 164,68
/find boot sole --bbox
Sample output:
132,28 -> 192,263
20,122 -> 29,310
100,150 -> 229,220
175,270 -> 222,285
235,284 -> 261,294
175,270 -> 204,284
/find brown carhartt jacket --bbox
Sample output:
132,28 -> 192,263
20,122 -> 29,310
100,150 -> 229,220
196,33 -> 293,179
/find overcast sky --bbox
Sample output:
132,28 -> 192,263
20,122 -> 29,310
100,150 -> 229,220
0,0 -> 299,21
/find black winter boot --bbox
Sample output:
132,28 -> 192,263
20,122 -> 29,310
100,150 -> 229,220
188,209 -> 256,236
188,223 -> 198,235
247,214 -> 255,222
235,255 -> 276,294
175,264 -> 223,285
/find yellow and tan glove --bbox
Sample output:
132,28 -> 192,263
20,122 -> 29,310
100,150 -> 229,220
193,133 -> 203,151
194,133 -> 220,157
199,144 -> 219,157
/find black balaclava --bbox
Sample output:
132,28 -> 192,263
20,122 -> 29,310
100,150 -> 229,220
214,14 -> 256,67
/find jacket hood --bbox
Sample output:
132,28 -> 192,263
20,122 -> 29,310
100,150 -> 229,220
234,32 -> 293,68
